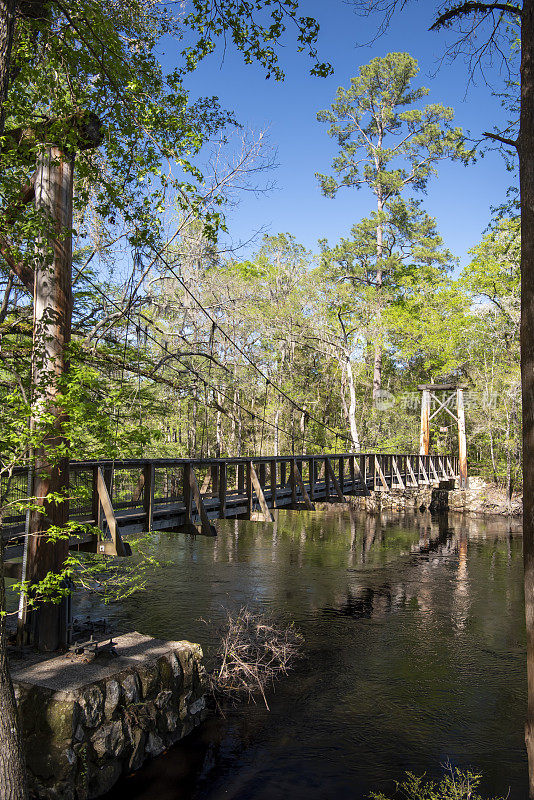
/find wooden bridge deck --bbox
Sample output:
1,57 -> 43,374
3,452 -> 459,562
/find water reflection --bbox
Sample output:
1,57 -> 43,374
76,508 -> 528,800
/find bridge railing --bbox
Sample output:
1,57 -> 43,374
1,452 -> 460,549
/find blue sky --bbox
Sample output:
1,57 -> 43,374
170,1 -> 516,271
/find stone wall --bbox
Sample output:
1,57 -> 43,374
343,477 -> 522,517
11,632 -> 207,800
345,486 -> 436,514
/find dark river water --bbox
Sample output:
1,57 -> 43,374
74,507 -> 527,800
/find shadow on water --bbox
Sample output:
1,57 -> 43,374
80,507 -> 527,800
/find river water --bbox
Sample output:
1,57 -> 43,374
77,507 -> 527,800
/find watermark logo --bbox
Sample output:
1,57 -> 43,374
374,389 -> 395,411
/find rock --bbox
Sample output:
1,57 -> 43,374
168,651 -> 183,681
87,759 -> 122,799
74,724 -> 85,743
138,662 -> 160,700
165,709 -> 179,734
104,679 -> 121,719
146,732 -> 165,757
189,696 -> 206,716
79,685 -> 104,729
128,729 -> 146,772
121,672 -> 140,705
174,643 -> 203,692
155,690 -> 173,710
91,720 -> 127,759
159,655 -> 178,692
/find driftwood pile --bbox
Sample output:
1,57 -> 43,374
208,608 -> 303,709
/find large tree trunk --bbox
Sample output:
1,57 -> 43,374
0,3 -> 30,795
346,357 -> 360,451
373,192 -> 384,404
0,541 -> 28,800
520,2 -> 534,794
26,148 -> 73,652
0,0 -> 16,132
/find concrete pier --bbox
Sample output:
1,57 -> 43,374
10,632 -> 207,799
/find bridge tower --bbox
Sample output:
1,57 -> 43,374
419,383 -> 468,488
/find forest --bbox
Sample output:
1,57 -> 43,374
0,10 -> 521,493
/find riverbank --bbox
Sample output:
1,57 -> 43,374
343,476 -> 522,518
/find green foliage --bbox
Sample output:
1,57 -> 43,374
371,766 -> 504,800
316,52 -> 470,202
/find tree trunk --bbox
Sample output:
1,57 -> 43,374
346,357 -> 360,451
216,391 -> 222,457
373,192 -> 384,404
520,3 -> 534,794
0,539 -> 28,800
0,0 -> 15,133
0,5 -> 30,796
26,148 -> 74,652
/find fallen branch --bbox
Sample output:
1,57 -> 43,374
207,607 -> 303,710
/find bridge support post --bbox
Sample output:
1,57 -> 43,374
143,462 -> 155,532
457,388 -> 468,488
219,463 -> 227,518
183,463 -> 193,525
246,461 -> 253,517
290,459 -> 297,507
309,457 -> 315,501
419,389 -> 431,456
270,460 -> 277,507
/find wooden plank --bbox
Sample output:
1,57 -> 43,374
290,459 -> 298,506
250,464 -> 274,521
183,463 -> 193,524
419,456 -> 430,485
292,461 -> 314,510
246,462 -> 253,517
270,460 -> 277,507
355,455 -> 370,496
143,462 -> 155,532
324,457 -> 331,499
325,457 -> 344,500
92,465 -> 102,530
308,457 -> 315,501
429,457 -> 439,482
349,456 -> 355,492
189,467 -> 217,536
96,467 -> 126,556
406,456 -> 418,487
392,456 -> 406,490
446,457 -> 455,479
437,456 -> 448,480
374,456 -> 389,491
219,463 -> 227,519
